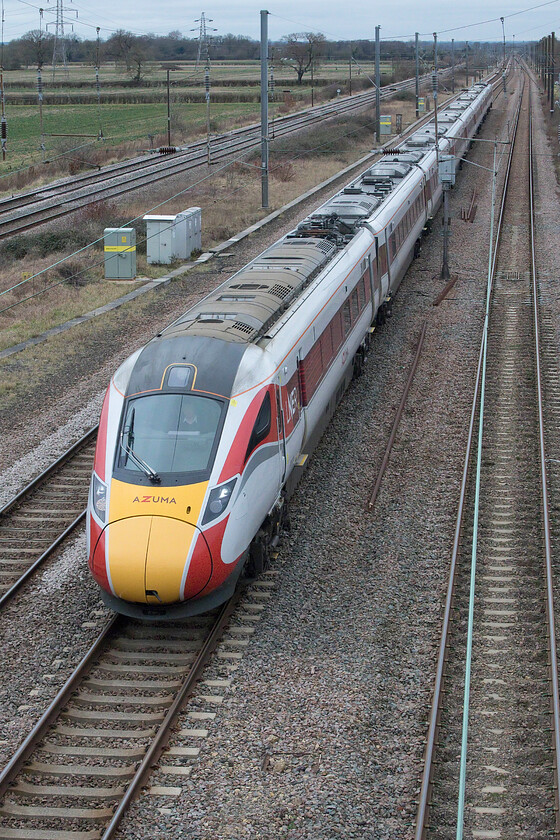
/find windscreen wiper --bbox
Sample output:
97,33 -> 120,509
122,408 -> 135,467
121,443 -> 161,484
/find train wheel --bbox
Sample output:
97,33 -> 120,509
245,497 -> 289,578
246,528 -> 271,578
353,350 -> 364,379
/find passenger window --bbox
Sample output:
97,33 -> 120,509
351,289 -> 359,320
245,392 -> 272,462
343,300 -> 352,335
358,279 -> 366,309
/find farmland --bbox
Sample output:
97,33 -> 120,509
0,59 -> 398,174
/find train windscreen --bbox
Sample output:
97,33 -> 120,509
116,393 -> 225,484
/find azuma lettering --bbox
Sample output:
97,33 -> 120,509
132,496 -> 177,504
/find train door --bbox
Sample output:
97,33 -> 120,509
368,252 -> 381,315
275,386 -> 287,484
279,355 -> 305,476
375,233 -> 390,300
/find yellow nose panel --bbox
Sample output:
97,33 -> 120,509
145,517 -> 198,604
107,516 -> 151,603
105,515 -> 203,605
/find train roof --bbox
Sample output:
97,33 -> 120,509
125,333 -> 247,398
148,81 -> 490,355
159,236 -> 337,345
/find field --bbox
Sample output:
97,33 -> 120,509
5,59 -> 390,86
1,102 -> 261,177
0,60 -> 403,174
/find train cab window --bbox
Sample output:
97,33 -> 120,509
245,391 -> 271,462
116,393 -> 225,484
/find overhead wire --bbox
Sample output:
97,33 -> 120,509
382,0 -> 560,40
0,10 -> 550,311
271,1 -> 559,42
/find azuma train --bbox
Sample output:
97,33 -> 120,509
87,81 -> 493,619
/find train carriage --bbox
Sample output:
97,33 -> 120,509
87,81 -> 493,619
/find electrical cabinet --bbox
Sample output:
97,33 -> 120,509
104,228 -> 136,280
144,208 -> 202,265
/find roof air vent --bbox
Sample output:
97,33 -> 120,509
232,321 -> 254,335
269,284 -> 292,300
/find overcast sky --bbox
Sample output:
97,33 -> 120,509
5,0 -> 560,43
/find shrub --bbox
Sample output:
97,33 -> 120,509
270,159 -> 295,182
34,229 -> 92,257
58,261 -> 89,287
1,237 -> 28,261
36,231 -> 69,257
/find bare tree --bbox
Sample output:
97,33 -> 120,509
107,29 -> 135,71
129,36 -> 153,83
281,32 -> 326,84
19,30 -> 53,69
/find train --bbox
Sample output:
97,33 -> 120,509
87,81 -> 493,619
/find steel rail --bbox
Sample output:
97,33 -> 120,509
0,67 -> 442,215
414,73 -> 525,840
0,591 -> 243,836
0,68 -> 492,241
0,613 -> 120,798
0,106 -> 379,239
456,75 -> 526,840
0,425 -> 97,518
0,509 -> 86,610
101,588 -> 245,839
528,88 -> 560,833
0,79 -> 412,222
0,93 -> 448,241
0,425 -> 97,610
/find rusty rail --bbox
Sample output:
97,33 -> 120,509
367,321 -> 427,512
432,274 -> 458,306
460,189 -> 478,222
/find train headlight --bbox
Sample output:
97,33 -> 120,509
92,474 -> 108,523
202,478 -> 237,526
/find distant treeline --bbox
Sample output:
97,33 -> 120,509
3,29 -> 504,72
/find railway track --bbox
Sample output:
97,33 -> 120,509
0,581 -> 263,839
415,71 -> 560,837
0,69 -> 455,240
0,428 -> 97,609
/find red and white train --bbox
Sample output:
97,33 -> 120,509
87,81 -> 493,618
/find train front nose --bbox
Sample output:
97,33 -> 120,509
95,516 -> 212,605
